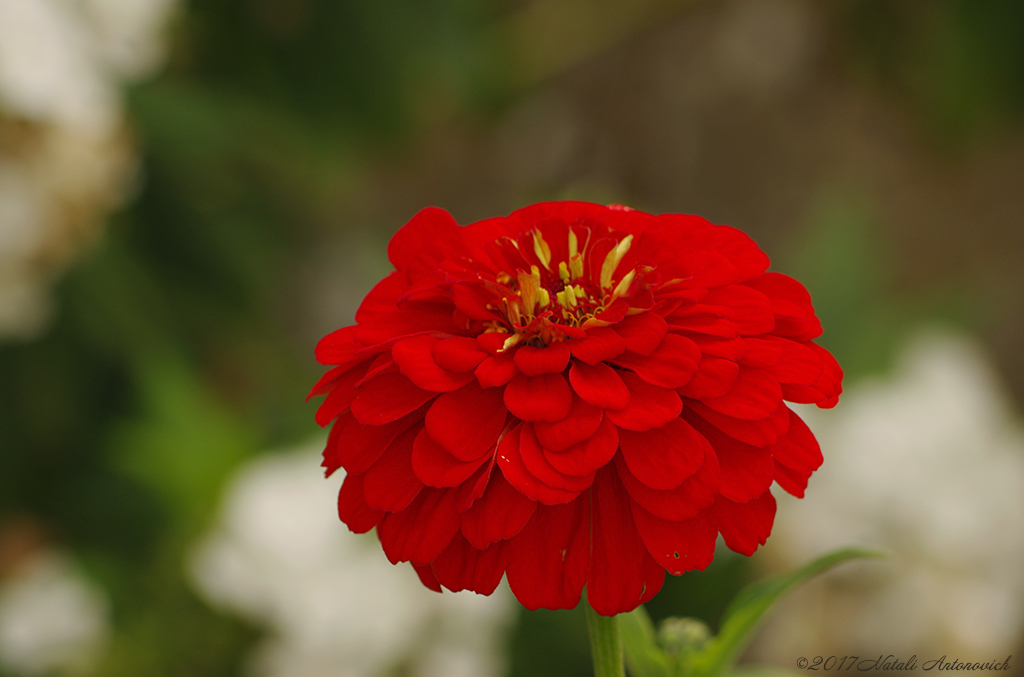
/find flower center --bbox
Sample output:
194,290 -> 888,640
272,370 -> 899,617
483,228 -> 641,349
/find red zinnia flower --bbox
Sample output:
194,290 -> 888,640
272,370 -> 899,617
311,202 -> 841,616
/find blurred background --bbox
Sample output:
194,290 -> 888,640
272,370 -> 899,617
2,0 -> 1024,675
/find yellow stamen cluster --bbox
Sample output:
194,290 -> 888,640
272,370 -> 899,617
484,227 -> 640,346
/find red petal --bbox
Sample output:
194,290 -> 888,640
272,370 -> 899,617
544,415 -> 619,477
519,424 -> 596,492
412,562 -> 442,592
332,411 -> 410,474
506,497 -> 591,611
392,335 -> 476,392
514,342 -> 571,376
690,414 -> 775,502
497,426 -> 580,505
774,462 -> 813,497
606,372 -> 682,431
568,328 -> 626,364
701,366 -> 782,421
337,473 -> 384,534
363,427 -> 424,512
676,356 -> 739,401
568,361 -> 630,410
378,487 -> 461,565
503,372 -> 573,422
309,356 -> 368,401
355,307 -> 455,345
388,207 -> 465,277
314,365 -> 366,427
702,285 -> 775,335
684,333 -> 748,361
452,283 -> 505,322
611,334 -> 700,389
769,409 -> 822,473
740,337 -> 784,368
766,339 -> 822,385
351,373 -> 436,425
586,467 -> 661,616
475,352 -> 519,388
425,382 -> 507,461
714,490 -> 776,556
614,446 -> 719,521
314,325 -> 361,365
688,400 -> 790,448
618,418 -> 709,490
411,428 -> 490,488
614,312 -> 668,356
431,535 -> 510,594
629,503 -> 719,576
533,395 -> 603,451
432,336 -> 488,372
460,470 -> 537,548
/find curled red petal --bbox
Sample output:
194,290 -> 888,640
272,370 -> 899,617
337,473 -> 384,534
714,490 -> 776,556
506,496 -> 591,611
331,411 -> 411,474
702,285 -> 775,335
606,372 -> 682,432
611,334 -> 700,389
503,372 -> 573,422
569,361 -> 630,410
475,352 -> 519,388
378,487 -> 461,565
689,413 -> 775,502
701,366 -> 783,421
431,535 -> 510,595
351,373 -> 436,425
614,446 -> 719,521
533,395 -> 603,451
363,427 -> 424,512
544,415 -> 619,477
388,206 -> 465,278
460,470 -> 537,549
774,462 -> 812,498
519,424 -> 596,492
425,382 -> 507,461
497,425 -> 580,505
618,418 -> 709,490
769,408 -> 822,473
688,400 -> 790,448
432,336 -> 489,372
392,335 -> 476,392
629,502 -> 719,576
514,342 -> 571,376
614,312 -> 668,356
586,467 -> 664,616
568,328 -> 626,364
412,562 -> 442,592
676,355 -> 739,401
411,428 -> 490,488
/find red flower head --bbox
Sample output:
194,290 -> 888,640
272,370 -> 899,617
311,202 -> 841,616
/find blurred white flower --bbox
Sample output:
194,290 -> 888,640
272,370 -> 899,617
189,444 -> 515,677
752,328 -> 1024,661
0,551 -> 111,676
0,0 -> 177,339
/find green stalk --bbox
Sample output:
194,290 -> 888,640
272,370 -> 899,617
586,601 -> 625,677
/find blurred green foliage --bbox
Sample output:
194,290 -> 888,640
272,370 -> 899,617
1,1 -> 1023,676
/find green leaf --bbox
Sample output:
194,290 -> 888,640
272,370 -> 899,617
620,606 -> 674,677
689,548 -> 884,677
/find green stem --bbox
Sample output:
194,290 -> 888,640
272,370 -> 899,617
586,601 -> 625,677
